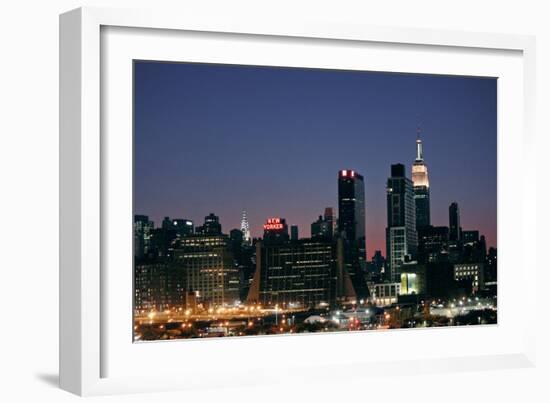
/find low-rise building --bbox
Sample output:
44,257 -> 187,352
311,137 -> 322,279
368,282 -> 401,306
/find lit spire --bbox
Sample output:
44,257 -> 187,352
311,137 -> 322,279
416,126 -> 423,161
240,210 -> 251,244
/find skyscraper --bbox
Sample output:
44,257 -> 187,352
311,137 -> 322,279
240,210 -> 251,244
386,164 -> 417,282
337,169 -> 367,298
412,130 -> 431,229
449,202 -> 461,242
338,170 -> 366,245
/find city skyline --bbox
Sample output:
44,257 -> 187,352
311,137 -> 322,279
134,61 -> 497,255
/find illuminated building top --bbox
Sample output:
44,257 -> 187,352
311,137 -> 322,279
240,210 -> 251,243
412,131 -> 429,188
339,169 -> 363,180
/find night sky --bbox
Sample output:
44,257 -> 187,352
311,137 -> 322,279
134,61 -> 497,256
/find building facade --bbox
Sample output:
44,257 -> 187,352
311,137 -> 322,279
386,164 -> 417,282
368,282 -> 401,307
134,215 -> 154,260
247,218 -> 356,308
417,225 -> 450,263
134,261 -> 174,311
454,263 -> 485,294
172,234 -> 239,307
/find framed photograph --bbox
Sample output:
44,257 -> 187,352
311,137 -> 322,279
60,7 -> 537,396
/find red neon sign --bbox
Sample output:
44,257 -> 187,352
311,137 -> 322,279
263,217 -> 284,231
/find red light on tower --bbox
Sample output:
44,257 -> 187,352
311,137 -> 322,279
340,169 -> 357,178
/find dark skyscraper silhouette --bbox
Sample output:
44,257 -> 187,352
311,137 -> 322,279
324,207 -> 336,238
449,202 -> 461,242
337,169 -> 367,299
412,130 -> 431,229
196,213 -> 222,235
290,225 -> 299,241
386,164 -> 417,282
311,215 -> 331,240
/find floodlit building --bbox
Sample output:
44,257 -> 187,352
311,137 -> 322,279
399,262 -> 427,296
411,131 -> 431,229
368,282 -> 401,307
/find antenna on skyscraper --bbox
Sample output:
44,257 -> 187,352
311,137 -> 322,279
415,125 -> 423,161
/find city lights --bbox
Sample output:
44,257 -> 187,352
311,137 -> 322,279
133,131 -> 497,342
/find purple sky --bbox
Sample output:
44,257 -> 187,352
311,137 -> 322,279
134,61 -> 497,256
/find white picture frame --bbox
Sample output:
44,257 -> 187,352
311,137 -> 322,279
59,6 -> 537,396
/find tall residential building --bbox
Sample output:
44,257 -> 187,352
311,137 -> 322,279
338,169 -> 368,298
240,210 -> 251,244
386,164 -> 417,282
449,202 -> 461,242
411,131 -> 431,229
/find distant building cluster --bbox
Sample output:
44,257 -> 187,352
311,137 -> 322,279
134,134 -> 496,317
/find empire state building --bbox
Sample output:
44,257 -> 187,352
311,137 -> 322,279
411,131 -> 431,228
